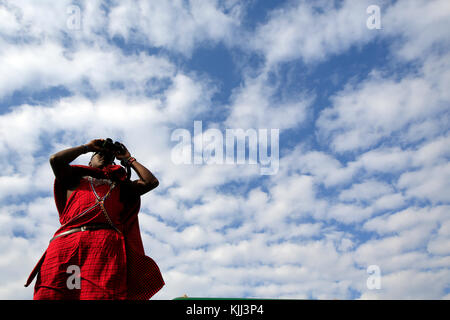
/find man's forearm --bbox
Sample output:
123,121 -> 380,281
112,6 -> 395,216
131,160 -> 159,187
50,145 -> 88,165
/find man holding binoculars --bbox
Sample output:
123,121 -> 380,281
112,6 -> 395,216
25,139 -> 164,300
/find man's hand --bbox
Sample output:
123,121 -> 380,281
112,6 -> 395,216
85,139 -> 109,153
114,142 -> 131,161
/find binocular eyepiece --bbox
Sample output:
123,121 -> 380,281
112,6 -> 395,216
96,138 -> 126,155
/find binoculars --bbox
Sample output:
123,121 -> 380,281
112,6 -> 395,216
95,138 -> 132,179
96,138 -> 126,155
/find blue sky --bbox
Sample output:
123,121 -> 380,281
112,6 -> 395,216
0,0 -> 449,299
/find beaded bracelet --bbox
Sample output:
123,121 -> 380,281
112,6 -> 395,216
127,157 -> 136,166
121,156 -> 136,167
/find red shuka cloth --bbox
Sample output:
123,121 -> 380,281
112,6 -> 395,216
25,165 -> 164,300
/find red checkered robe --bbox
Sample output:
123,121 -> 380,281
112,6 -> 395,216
25,164 -> 164,300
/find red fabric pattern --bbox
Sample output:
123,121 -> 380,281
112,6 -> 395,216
34,229 -> 127,300
26,165 -> 164,300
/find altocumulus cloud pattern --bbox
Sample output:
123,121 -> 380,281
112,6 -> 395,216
0,0 -> 449,299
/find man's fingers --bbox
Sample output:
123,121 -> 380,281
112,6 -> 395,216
119,143 -> 129,154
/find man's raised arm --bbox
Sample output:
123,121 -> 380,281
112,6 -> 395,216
49,139 -> 104,183
115,143 -> 159,196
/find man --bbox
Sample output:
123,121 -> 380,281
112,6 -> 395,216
25,139 -> 164,300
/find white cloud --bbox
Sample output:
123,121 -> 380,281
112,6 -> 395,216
316,68 -> 447,152
0,4 -> 21,36
164,73 -> 215,124
224,69 -> 312,130
0,39 -> 176,100
363,205 -> 449,236
360,269 -> 450,300
279,145 -> 358,187
314,1 -> 450,155
383,0 -> 450,62
327,203 -> 375,224
411,135 -> 450,167
247,0 -> 450,67
371,193 -> 406,212
356,224 -> 438,270
398,163 -> 450,204
263,174 -> 319,222
0,0 -> 72,40
250,0 -> 376,66
339,180 -> 394,202
355,147 -> 413,174
335,179 -> 406,214
107,0 -> 242,55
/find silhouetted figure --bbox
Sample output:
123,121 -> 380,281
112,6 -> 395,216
25,139 -> 164,300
